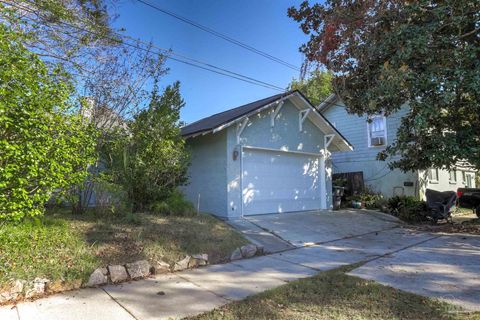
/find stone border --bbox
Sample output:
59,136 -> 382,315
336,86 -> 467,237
0,243 -> 264,305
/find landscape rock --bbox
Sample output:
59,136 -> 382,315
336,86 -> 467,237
152,260 -> 170,274
108,265 -> 128,283
230,248 -> 243,261
0,280 -> 25,303
190,254 -> 208,267
126,260 -> 151,279
240,244 -> 257,258
256,245 -> 265,255
86,268 -> 108,287
25,278 -> 49,298
48,280 -> 65,293
173,256 -> 191,271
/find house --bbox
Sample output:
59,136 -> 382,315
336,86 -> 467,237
180,90 -> 352,219
319,94 -> 477,199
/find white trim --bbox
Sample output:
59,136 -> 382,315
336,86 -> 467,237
240,144 -> 244,217
270,101 -> 284,127
242,145 -> 323,157
324,134 -> 335,149
212,93 -> 296,134
319,152 -> 327,209
367,115 -> 387,148
236,117 -> 249,144
298,109 -> 310,132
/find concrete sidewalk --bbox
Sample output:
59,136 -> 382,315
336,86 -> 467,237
2,219 -> 479,319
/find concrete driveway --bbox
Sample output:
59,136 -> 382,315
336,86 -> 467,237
232,209 -> 480,311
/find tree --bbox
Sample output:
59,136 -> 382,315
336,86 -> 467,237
102,81 -> 190,210
289,1 -> 480,171
288,69 -> 333,106
0,25 -> 97,221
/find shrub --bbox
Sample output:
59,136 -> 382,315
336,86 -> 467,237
347,188 -> 383,209
149,190 -> 196,217
387,196 -> 428,222
0,25 -> 96,221
92,175 -> 132,216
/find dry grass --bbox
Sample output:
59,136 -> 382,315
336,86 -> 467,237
0,211 -> 247,287
189,264 -> 479,320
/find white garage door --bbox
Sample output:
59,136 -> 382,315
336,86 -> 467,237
242,148 -> 324,216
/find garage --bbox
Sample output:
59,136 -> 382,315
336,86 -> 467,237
180,90 -> 353,219
242,147 -> 325,215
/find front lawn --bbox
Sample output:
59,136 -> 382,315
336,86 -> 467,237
0,210 -> 247,289
190,264 -> 478,320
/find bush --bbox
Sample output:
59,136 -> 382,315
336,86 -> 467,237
92,175 -> 132,216
149,190 -> 196,217
387,196 -> 428,222
347,188 -> 383,209
0,25 -> 96,221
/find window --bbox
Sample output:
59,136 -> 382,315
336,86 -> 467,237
449,170 -> 457,183
462,171 -> 466,184
367,116 -> 387,147
428,168 -> 439,183
466,174 -> 473,188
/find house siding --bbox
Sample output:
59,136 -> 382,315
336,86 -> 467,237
225,100 -> 330,218
322,101 -> 419,198
322,100 -> 477,199
182,130 -> 228,217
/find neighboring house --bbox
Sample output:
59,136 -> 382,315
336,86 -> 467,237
319,94 -> 477,199
180,90 -> 352,219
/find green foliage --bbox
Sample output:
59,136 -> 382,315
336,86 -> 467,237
347,188 -> 383,209
0,25 -> 96,221
387,196 -> 428,222
91,174 -> 132,216
289,0 -> 480,171
149,189 -> 196,217
102,81 -> 190,210
287,70 -> 333,106
0,217 -> 98,284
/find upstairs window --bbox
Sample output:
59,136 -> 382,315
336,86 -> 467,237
428,168 -> 439,183
367,116 -> 387,147
449,170 -> 457,183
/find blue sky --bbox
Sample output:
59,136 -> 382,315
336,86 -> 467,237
114,0 -> 308,124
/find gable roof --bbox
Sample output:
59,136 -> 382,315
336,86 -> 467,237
181,90 -> 353,151
181,91 -> 291,137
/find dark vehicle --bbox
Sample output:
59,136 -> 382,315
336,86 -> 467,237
457,188 -> 480,218
425,189 -> 457,223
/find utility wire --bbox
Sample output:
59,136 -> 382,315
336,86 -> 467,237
2,0 -> 286,92
135,0 -> 301,71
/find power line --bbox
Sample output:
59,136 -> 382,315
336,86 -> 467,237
2,0 -> 286,92
135,0 -> 301,71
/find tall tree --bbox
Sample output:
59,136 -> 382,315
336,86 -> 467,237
289,1 -> 480,171
288,69 -> 333,106
103,81 -> 190,210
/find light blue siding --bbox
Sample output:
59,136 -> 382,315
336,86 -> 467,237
184,99 -> 333,219
182,130 -> 228,217
225,100 -> 329,218
322,101 -> 419,198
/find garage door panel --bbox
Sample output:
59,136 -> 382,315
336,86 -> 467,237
242,149 -> 322,215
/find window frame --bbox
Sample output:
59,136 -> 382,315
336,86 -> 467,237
367,115 -> 387,148
449,169 -> 457,184
428,168 -> 439,184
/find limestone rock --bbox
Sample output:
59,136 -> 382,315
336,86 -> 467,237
152,260 -> 170,274
0,280 -> 25,302
173,256 -> 191,271
126,260 -> 151,280
230,248 -> 242,261
240,244 -> 257,258
86,268 -> 108,287
25,278 -> 49,298
190,254 -> 208,267
256,245 -> 265,255
108,265 -> 128,283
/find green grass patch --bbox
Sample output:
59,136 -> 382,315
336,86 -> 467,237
189,264 -> 479,320
0,211 -> 247,288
